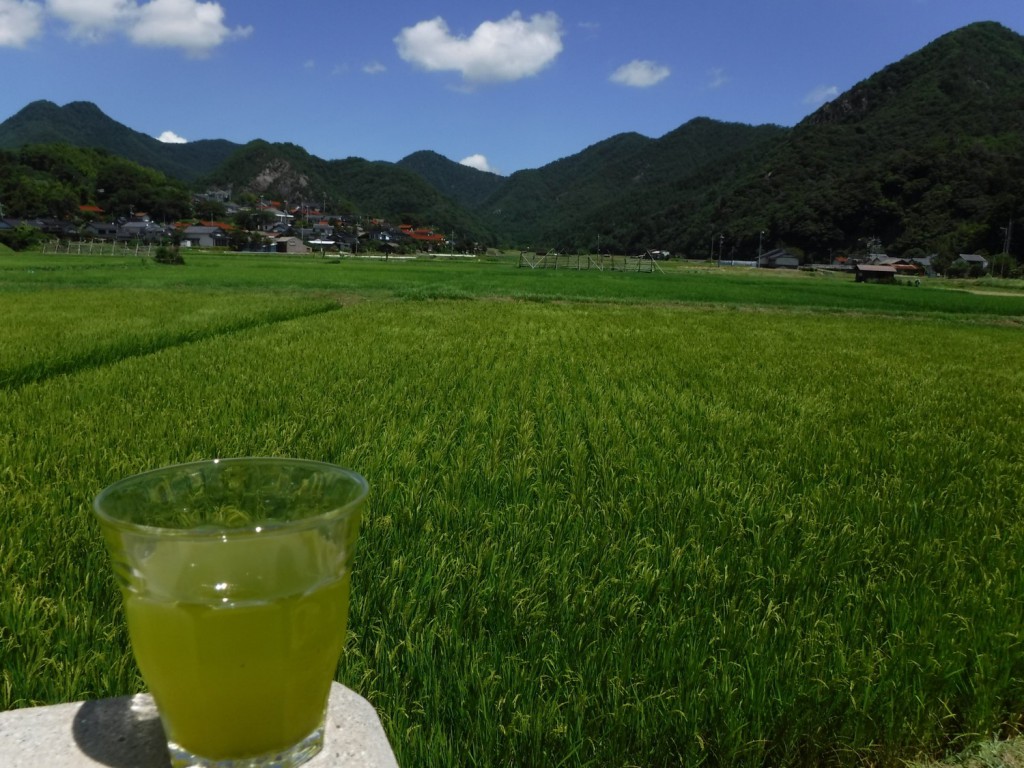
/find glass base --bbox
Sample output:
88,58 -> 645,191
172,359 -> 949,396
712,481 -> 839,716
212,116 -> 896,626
167,721 -> 325,768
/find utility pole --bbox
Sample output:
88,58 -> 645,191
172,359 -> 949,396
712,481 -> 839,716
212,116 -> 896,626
1001,219 -> 1013,278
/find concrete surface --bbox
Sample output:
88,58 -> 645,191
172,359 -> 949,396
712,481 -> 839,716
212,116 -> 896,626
0,682 -> 398,767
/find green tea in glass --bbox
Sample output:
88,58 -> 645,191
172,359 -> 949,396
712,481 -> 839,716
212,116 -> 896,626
93,458 -> 366,768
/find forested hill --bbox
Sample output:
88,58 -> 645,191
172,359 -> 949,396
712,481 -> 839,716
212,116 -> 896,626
202,140 -> 495,242
396,151 -> 506,209
0,100 -> 240,183
636,20 -> 1024,260
2,21 -> 1024,260
0,143 -> 192,222
473,120 -> 786,251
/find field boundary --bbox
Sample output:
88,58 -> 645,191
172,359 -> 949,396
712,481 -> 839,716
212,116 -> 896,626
1,302 -> 342,391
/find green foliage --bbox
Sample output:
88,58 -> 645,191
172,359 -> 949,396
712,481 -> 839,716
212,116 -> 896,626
0,143 -> 191,221
685,21 -> 1024,261
152,245 -> 184,265
192,198 -> 226,221
989,252 -> 1019,278
397,150 -> 505,208
203,141 -> 497,244
0,100 -> 239,182
461,22 -> 1024,260
0,224 -> 44,251
477,122 -> 786,251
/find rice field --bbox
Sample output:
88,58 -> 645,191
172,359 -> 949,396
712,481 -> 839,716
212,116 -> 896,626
2,252 -> 1024,766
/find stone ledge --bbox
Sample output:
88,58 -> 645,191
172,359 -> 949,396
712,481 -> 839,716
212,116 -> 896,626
0,682 -> 398,767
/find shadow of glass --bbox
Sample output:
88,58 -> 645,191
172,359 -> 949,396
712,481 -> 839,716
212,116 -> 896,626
71,693 -> 171,768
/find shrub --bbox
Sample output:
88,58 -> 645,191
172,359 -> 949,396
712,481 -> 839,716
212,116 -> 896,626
153,245 -> 185,265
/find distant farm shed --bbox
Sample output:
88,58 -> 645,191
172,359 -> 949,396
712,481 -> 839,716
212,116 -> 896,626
758,248 -> 800,269
274,236 -> 310,254
854,264 -> 897,283
955,253 -> 990,271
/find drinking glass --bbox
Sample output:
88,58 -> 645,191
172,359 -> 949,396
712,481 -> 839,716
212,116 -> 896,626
93,458 -> 367,768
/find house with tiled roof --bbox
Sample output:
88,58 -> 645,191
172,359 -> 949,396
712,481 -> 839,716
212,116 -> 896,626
399,224 -> 447,248
84,221 -> 119,239
118,219 -> 169,242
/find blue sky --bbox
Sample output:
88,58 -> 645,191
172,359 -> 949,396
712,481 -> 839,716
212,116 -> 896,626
1,1 -> 1023,175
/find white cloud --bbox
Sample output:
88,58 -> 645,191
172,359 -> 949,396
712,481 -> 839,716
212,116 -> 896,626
804,84 -> 839,105
129,0 -> 251,57
304,59 -> 315,69
0,1 -> 44,47
395,11 -> 563,84
46,0 -> 134,41
610,59 -> 670,88
707,67 -> 729,90
156,130 -> 187,143
363,61 -> 386,75
460,154 -> 499,174
39,0 -> 249,54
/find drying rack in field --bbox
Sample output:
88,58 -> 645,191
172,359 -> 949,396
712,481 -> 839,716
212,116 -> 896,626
41,239 -> 155,257
518,250 -> 664,273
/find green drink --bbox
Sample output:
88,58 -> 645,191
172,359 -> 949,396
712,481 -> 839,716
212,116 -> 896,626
94,459 -> 366,768
125,574 -> 350,758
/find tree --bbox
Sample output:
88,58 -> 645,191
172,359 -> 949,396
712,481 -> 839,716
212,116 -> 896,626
194,199 -> 227,221
989,252 -> 1017,278
0,224 -> 44,251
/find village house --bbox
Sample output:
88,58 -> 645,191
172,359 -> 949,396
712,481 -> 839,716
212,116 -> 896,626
854,263 -> 897,283
954,253 -> 989,273
83,221 -> 119,239
180,225 -> 230,248
399,224 -> 447,250
118,218 -> 169,242
869,254 -> 928,276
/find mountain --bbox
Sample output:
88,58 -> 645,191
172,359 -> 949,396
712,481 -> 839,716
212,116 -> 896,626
641,20 -> 1024,259
202,140 -> 496,242
3,21 -> 1024,260
476,120 -> 786,249
0,100 -> 240,182
396,151 -> 506,209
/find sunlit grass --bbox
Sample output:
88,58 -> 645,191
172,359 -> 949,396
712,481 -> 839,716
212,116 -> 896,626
1,254 -> 1023,766
3,250 -> 1024,316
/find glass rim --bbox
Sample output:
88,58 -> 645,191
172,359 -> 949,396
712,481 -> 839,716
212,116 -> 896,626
92,456 -> 369,539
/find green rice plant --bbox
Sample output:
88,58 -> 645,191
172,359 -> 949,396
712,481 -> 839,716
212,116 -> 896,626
1,260 -> 1023,766
3,250 -> 1024,316
0,286 -> 340,388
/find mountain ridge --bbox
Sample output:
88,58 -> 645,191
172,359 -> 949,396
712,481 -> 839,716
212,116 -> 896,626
0,99 -> 241,182
2,20 -> 1024,260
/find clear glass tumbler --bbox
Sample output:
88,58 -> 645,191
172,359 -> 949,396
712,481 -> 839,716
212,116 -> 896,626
93,458 -> 367,768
